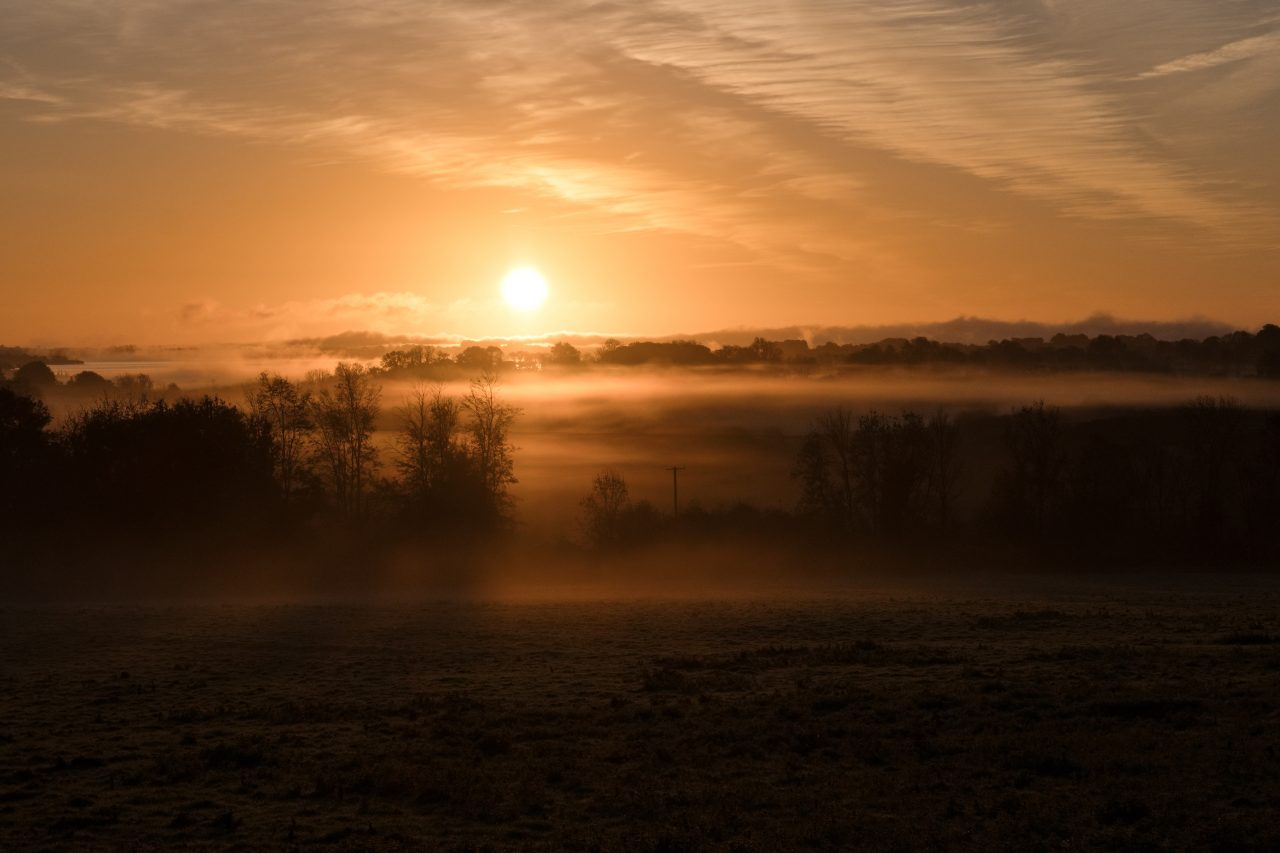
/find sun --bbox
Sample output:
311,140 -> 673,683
501,267 -> 549,312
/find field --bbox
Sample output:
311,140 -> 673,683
3,575 -> 1280,850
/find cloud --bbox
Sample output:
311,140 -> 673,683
171,291 -> 470,341
279,330 -> 456,359
1138,29 -> 1280,79
2,0 -> 1277,298
177,300 -> 220,324
617,0 -> 1272,233
0,81 -> 61,104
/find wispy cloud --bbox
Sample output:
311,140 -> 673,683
173,291 -> 465,341
2,0 -> 1277,273
1138,29 -> 1280,79
0,82 -> 61,104
617,0 -> 1267,232
168,289 -> 620,343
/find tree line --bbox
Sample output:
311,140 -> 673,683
836,327 -> 1280,376
5,324 -> 1278,395
1,360 -> 166,400
367,324 -> 1280,377
0,366 -> 519,576
577,398 -> 1280,569
4,365 -> 1280,583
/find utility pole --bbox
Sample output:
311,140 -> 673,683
666,466 -> 686,518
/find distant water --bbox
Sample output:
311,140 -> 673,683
49,357 -> 350,388
53,361 -> 173,377
50,360 -> 235,388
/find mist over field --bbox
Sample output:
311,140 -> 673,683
492,369 -> 1280,537
33,361 -> 1280,544
8,350 -> 1280,604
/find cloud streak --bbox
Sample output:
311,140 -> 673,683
2,0 -> 1277,344
1138,28 -> 1280,79
3,1 -> 1274,244
172,291 -> 463,341
620,0 -> 1271,233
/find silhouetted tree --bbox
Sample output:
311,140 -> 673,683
927,410 -> 963,529
991,401 -> 1066,541
795,408 -> 940,538
14,361 -> 56,390
852,411 -> 931,537
397,385 -> 457,494
1244,412 -> 1280,559
749,337 -> 783,363
379,345 -> 451,374
1257,325 -> 1280,378
390,376 -> 521,534
67,370 -> 112,394
580,470 -> 630,550
57,396 -> 277,535
0,386 -> 51,437
1087,334 -> 1126,368
113,373 -> 153,401
457,346 -> 504,371
462,371 -> 519,521
0,387 -> 52,524
600,340 -> 714,366
1062,433 -> 1139,554
311,363 -> 380,519
393,384 -> 491,529
794,408 -> 857,533
382,346 -> 424,372
1179,395 -> 1244,552
520,324 -> 1280,376
547,342 -> 582,367
245,372 -> 314,503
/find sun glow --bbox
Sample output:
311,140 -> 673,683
501,267 -> 549,312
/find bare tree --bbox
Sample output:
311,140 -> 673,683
580,469 -> 630,550
796,408 -> 943,537
311,362 -> 380,519
245,372 -> 313,502
391,375 -> 519,532
113,373 -> 153,403
461,371 -> 519,515
927,409 -> 963,529
850,410 -> 931,537
1180,395 -> 1244,547
395,384 -> 465,499
794,407 -> 857,532
996,400 -> 1066,539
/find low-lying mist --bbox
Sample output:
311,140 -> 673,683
82,365 -> 1277,539
40,366 -> 1280,539
9,363 -> 1280,601
417,369 -> 1280,536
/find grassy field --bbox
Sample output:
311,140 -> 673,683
3,575 -> 1280,850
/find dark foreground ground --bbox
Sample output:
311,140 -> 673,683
3,575 -> 1280,851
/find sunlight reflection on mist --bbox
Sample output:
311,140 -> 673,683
53,361 -> 1280,538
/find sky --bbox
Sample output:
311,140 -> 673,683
2,0 -> 1278,346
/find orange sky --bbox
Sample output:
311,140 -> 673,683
2,1 -> 1278,346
